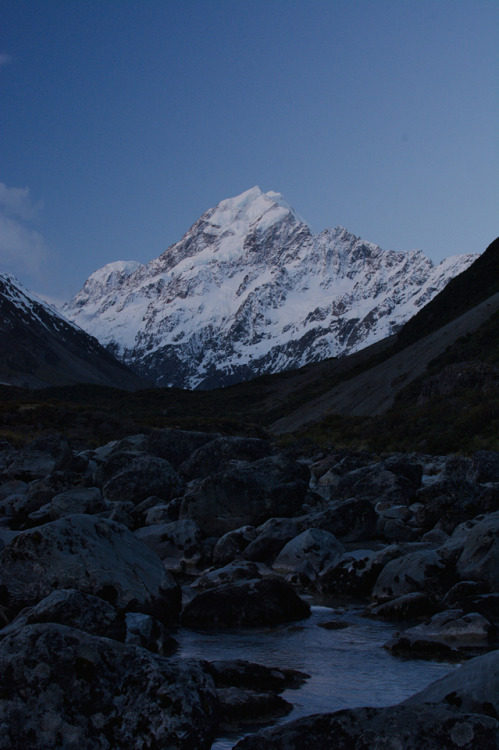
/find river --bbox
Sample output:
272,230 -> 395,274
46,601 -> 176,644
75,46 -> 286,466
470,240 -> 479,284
177,602 -> 461,749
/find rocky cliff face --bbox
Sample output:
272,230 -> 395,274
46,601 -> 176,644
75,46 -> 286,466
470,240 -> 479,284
63,187 -> 478,389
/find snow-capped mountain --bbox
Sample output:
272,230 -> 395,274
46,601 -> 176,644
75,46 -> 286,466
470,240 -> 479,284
63,187 -> 478,389
0,273 -> 148,390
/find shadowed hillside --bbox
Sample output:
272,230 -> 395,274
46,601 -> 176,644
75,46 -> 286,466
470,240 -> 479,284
0,238 -> 497,454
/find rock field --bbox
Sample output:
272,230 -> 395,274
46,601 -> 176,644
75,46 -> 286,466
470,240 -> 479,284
1,430 -> 498,748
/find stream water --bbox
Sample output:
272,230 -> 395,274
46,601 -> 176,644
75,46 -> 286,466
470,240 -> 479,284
177,603 -> 462,749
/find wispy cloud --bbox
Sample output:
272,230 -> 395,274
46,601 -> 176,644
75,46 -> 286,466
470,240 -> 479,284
0,183 -> 49,280
0,183 -> 43,221
0,53 -> 13,67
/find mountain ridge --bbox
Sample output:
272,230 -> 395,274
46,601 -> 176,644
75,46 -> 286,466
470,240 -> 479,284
63,187 -> 478,389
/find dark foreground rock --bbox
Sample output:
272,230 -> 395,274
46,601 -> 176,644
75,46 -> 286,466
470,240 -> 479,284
181,578 -> 310,627
0,622 -> 218,750
0,588 -> 124,642
217,687 -> 292,728
384,609 -> 496,660
180,455 -> 308,536
233,704 -> 499,749
204,659 -> 309,691
403,648 -> 499,717
0,514 -> 180,622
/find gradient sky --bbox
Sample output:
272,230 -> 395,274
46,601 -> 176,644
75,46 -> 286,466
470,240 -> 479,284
1,0 -> 497,304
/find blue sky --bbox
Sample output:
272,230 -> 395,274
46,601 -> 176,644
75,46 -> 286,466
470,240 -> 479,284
1,0 -> 497,303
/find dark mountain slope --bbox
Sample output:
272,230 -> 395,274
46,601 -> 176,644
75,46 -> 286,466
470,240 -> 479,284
0,274 -> 149,391
396,237 -> 498,350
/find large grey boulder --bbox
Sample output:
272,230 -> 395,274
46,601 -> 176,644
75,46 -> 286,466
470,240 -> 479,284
321,462 -> 419,505
404,648 -> 499,718
272,528 -> 345,581
134,519 -> 203,564
243,517 -> 306,562
101,454 -> 183,504
145,428 -> 220,468
5,435 -> 73,480
213,525 -> 257,566
217,687 -> 292,728
180,456 -> 308,536
415,477 -> 498,535
403,609 -> 494,644
0,622 -> 218,750
466,451 -> 499,484
384,609 -> 496,660
369,591 -> 438,621
48,486 -> 106,520
0,588 -> 123,642
318,545 -> 403,598
0,514 -> 180,622
457,511 -> 499,591
233,704 -> 498,749
372,549 -> 450,604
181,578 -> 310,627
179,436 -> 271,480
309,498 -> 378,542
193,560 -> 263,591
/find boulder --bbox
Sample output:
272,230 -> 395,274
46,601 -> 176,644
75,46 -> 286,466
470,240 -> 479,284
443,580 -> 488,607
204,659 -> 309,691
384,610 -> 495,660
403,648 -> 499,718
213,525 -> 257,566
439,519 -> 481,563
1,472 -> 86,528
372,549 -> 450,604
272,528 -> 345,581
145,428 -> 220,468
0,514 -> 180,622
179,436 -> 271,480
414,478 -> 497,534
329,462 -> 419,505
317,545 -> 403,598
369,591 -> 438,621
143,501 -> 181,526
48,486 -> 106,520
124,612 -> 177,655
217,687 -> 292,727
382,455 -> 423,493
0,588 -> 123,642
180,456 -> 308,536
193,560 -> 263,591
243,517 -> 306,562
102,455 -> 183,504
467,451 -> 499,484
0,479 -> 27,502
457,511 -> 499,591
181,578 -> 310,628
6,435 -> 73,480
233,704 -> 498,749
0,622 -> 218,750
134,519 -> 203,564
403,609 -> 495,644
309,498 -> 378,542
459,594 -> 499,624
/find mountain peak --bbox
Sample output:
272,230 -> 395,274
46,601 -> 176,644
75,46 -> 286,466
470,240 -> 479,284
63,190 -> 479,390
204,186 -> 306,236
